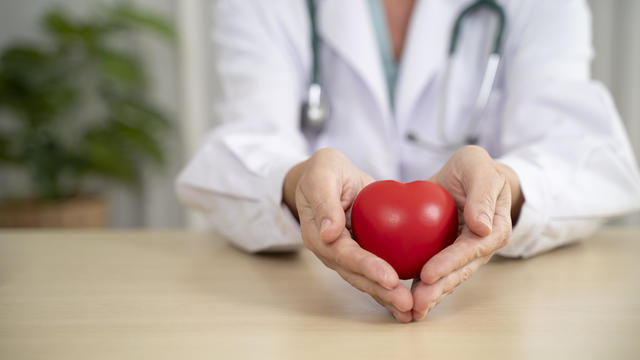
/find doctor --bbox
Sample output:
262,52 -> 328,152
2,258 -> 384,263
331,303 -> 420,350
177,0 -> 640,323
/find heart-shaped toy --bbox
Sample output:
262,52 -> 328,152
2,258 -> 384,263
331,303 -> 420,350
350,180 -> 459,280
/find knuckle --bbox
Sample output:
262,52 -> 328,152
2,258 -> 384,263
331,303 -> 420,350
310,149 -> 328,163
473,243 -> 487,259
358,254 -> 377,274
313,148 -> 344,163
314,147 -> 334,157
461,145 -> 488,157
460,265 -> 474,282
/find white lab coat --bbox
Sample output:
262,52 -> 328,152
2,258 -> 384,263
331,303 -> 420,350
176,0 -> 640,256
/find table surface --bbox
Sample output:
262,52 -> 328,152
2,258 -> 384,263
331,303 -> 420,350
1,228 -> 639,360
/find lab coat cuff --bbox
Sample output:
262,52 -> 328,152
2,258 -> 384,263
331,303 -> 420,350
495,155 -> 549,258
261,156 -> 306,252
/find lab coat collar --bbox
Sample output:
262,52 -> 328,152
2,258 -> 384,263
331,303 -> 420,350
318,0 -> 468,133
318,0 -> 392,121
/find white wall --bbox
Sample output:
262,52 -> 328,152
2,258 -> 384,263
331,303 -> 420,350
176,0 -> 214,229
589,0 -> 640,224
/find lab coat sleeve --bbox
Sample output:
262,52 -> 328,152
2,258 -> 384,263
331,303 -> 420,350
176,0 -> 309,252
495,0 -> 640,258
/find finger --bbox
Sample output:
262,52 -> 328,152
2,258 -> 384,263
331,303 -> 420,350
297,180 -> 345,244
412,290 -> 456,321
296,162 -> 350,243
389,307 -> 413,323
317,230 -> 399,290
372,293 -> 412,323
420,224 -> 506,285
336,267 -> 413,313
462,167 -> 505,237
371,293 -> 414,323
339,171 -> 375,210
413,255 -> 489,318
412,309 -> 426,321
493,178 -> 513,225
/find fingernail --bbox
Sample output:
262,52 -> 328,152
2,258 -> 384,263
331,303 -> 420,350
478,213 -> 492,230
320,218 -> 331,233
390,309 -> 402,322
413,310 -> 426,321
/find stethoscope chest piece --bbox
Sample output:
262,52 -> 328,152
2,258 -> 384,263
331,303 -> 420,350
300,82 -> 330,134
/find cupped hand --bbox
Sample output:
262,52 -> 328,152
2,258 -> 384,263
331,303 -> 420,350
283,148 -> 414,322
411,145 -> 523,321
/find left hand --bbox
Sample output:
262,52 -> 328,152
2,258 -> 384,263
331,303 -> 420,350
411,145 -> 524,321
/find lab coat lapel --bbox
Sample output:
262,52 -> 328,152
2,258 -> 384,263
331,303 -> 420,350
318,0 -> 392,121
395,0 -> 463,128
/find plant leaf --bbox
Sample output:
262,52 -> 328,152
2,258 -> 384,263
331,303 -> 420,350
112,120 -> 164,165
42,8 -> 80,38
108,4 -> 176,42
107,94 -> 171,129
0,44 -> 77,127
80,127 -> 138,183
94,47 -> 144,88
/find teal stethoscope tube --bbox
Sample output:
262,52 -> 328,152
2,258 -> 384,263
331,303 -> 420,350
302,0 -> 507,148
307,0 -> 321,85
300,0 -> 327,133
449,0 -> 506,56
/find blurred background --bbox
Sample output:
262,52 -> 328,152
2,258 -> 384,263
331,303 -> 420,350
0,0 -> 638,229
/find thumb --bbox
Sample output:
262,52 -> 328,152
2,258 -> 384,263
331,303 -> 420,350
316,201 -> 345,243
462,170 -> 504,237
298,175 -> 346,244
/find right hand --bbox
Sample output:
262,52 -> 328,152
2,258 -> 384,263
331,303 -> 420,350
283,148 -> 414,322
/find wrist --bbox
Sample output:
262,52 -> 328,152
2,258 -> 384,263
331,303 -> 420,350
496,162 -> 524,224
282,160 -> 308,219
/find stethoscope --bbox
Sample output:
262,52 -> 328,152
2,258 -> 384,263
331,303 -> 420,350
300,0 -> 506,152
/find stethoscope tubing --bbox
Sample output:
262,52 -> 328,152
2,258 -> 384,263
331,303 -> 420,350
302,0 -> 507,151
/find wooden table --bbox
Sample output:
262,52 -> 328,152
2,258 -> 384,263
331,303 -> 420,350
1,228 -> 639,359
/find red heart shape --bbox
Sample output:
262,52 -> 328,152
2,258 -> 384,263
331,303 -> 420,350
350,180 -> 458,280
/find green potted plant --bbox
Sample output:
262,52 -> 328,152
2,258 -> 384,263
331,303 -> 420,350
0,4 -> 175,227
